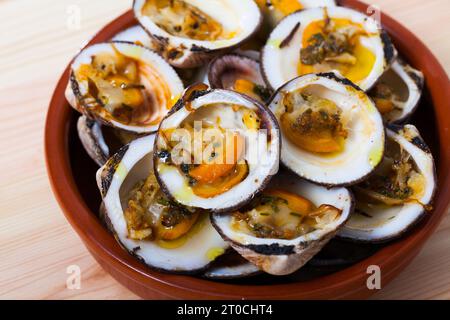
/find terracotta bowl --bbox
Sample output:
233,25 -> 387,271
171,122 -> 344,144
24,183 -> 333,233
45,0 -> 450,299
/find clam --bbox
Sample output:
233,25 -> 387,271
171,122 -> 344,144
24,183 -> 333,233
97,134 -> 229,273
268,72 -> 385,186
66,41 -> 184,133
208,51 -> 272,104
133,0 -> 262,68
211,170 -> 353,275
369,58 -> 424,123
339,125 -> 436,242
154,85 -> 280,212
262,6 -> 396,91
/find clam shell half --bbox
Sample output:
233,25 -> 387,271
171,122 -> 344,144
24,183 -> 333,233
66,41 -> 184,133
133,0 -> 262,68
96,135 -> 229,273
154,87 -> 281,212
211,171 -> 353,276
339,124 -> 437,243
262,6 -> 396,91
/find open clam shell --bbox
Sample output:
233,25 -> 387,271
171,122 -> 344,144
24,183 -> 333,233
338,124 -> 436,243
262,6 -> 396,91
133,0 -> 262,68
66,41 -> 184,133
211,171 -> 353,276
96,134 -> 229,273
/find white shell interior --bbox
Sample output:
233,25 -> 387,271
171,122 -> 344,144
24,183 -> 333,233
339,125 -> 436,242
262,6 -> 386,91
268,73 -> 385,186
97,135 -> 229,272
156,90 -> 280,211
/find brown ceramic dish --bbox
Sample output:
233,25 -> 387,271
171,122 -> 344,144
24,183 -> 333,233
45,0 -> 450,299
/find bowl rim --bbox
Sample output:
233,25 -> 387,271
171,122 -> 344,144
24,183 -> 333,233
45,0 -> 450,299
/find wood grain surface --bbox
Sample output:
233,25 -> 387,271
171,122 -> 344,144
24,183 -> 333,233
0,0 -> 449,300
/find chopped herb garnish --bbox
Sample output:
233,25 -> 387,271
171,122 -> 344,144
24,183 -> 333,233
253,84 -> 272,102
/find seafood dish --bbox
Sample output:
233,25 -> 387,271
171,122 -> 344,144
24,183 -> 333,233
65,0 -> 435,278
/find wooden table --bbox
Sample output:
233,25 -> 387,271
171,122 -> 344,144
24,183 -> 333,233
0,0 -> 449,300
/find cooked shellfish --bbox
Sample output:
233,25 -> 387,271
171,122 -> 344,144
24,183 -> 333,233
154,86 -> 280,212
133,0 -> 262,68
66,41 -> 184,133
339,125 -> 436,242
268,72 -> 385,186
97,134 -> 229,272
369,58 -> 424,123
262,7 -> 396,91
